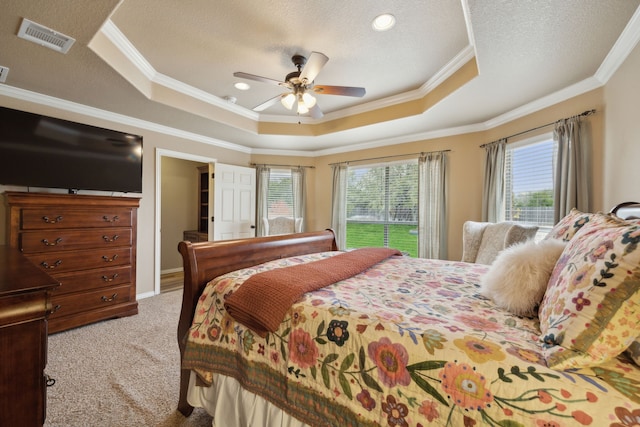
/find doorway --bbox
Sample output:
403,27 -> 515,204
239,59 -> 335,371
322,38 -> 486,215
155,148 -> 216,295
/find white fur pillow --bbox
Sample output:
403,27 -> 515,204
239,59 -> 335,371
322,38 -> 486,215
479,239 -> 567,316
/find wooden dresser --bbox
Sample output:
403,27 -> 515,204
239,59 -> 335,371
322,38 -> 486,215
5,192 -> 139,333
0,245 -> 59,426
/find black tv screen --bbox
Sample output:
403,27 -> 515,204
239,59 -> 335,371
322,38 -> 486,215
0,106 -> 143,193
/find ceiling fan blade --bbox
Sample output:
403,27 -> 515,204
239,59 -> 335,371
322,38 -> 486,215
313,85 -> 366,97
299,51 -> 329,83
233,72 -> 286,87
253,94 -> 283,112
309,104 -> 324,119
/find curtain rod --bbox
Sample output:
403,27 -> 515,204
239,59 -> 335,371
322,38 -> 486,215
328,149 -> 451,167
250,163 -> 315,169
480,109 -> 596,148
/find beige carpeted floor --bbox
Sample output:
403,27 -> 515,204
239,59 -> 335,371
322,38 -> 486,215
44,289 -> 213,427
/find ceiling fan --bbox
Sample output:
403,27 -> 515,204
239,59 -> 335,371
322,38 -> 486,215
233,52 -> 366,119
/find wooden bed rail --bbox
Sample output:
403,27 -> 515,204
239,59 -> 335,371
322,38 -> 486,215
176,229 -> 338,415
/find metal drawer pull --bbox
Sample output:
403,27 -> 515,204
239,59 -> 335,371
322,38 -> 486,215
42,215 -> 63,224
102,235 -> 120,242
52,304 -> 61,313
101,293 -> 118,302
101,273 -> 119,282
45,374 -> 56,387
42,237 -> 63,246
102,215 -> 120,223
102,254 -> 119,262
41,260 -> 62,269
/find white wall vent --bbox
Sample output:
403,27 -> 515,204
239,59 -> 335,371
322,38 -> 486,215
17,18 -> 76,54
0,66 -> 8,83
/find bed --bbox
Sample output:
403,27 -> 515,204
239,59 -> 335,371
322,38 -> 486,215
177,204 -> 640,427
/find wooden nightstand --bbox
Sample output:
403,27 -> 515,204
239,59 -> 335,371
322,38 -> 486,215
0,246 -> 59,426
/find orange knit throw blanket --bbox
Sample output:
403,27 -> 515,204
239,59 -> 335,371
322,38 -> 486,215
224,247 -> 401,337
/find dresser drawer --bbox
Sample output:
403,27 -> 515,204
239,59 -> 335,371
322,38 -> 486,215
20,208 -> 133,230
51,266 -> 132,295
25,247 -> 132,274
49,284 -> 132,319
19,228 -> 132,253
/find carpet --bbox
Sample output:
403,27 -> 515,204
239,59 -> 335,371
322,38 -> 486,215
44,290 -> 213,427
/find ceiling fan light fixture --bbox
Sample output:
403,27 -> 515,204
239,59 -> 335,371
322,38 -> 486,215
234,82 -> 250,90
297,103 -> 309,115
372,13 -> 396,31
301,92 -> 317,108
281,93 -> 295,110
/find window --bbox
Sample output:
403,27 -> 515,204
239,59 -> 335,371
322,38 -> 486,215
258,167 -> 305,236
504,134 -> 556,239
346,160 -> 418,257
266,169 -> 293,218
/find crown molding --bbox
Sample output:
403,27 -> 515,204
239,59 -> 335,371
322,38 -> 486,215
281,45 -> 477,123
461,0 -> 477,58
100,20 -> 156,80
306,123 -> 485,158
0,71 -> 604,160
250,122 -> 486,157
99,20 -> 258,121
98,19 -> 478,132
595,5 -> 640,84
483,76 -> 603,129
0,84 -> 252,153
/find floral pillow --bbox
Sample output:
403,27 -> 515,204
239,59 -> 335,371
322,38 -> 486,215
543,208 -> 598,242
538,213 -> 640,369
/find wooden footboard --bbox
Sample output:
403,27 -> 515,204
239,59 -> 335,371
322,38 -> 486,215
176,230 -> 338,416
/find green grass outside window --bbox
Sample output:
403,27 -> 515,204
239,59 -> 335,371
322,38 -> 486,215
346,223 -> 418,258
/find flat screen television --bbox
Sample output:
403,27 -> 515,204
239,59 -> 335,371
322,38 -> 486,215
0,106 -> 143,194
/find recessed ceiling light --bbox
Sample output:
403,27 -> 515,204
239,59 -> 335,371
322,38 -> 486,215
234,82 -> 250,90
372,13 -> 396,31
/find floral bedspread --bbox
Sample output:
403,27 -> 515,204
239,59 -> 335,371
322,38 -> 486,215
182,253 -> 640,427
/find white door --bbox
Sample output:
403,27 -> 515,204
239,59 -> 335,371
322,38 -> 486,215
213,163 -> 256,240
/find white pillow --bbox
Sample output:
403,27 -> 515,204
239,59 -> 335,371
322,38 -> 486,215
479,239 -> 566,316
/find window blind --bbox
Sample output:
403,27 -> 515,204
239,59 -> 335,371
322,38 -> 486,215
267,169 -> 293,218
505,138 -> 556,228
346,160 -> 418,256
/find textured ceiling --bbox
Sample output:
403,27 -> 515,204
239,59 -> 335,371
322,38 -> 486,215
0,1 -> 639,154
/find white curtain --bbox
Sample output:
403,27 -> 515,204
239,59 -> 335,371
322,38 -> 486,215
553,116 -> 590,221
330,164 -> 348,250
482,139 -> 506,222
255,166 -> 270,237
418,152 -> 447,259
292,167 -> 306,232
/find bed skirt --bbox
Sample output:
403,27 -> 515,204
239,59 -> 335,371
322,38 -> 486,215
187,371 -> 310,427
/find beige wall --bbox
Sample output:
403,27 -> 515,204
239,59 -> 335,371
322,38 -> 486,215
160,157 -> 205,272
603,41 -> 640,207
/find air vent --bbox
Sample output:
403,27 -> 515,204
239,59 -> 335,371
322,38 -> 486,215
17,18 -> 76,54
0,66 -> 8,83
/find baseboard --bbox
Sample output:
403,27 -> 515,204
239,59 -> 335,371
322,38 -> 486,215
161,267 -> 183,275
